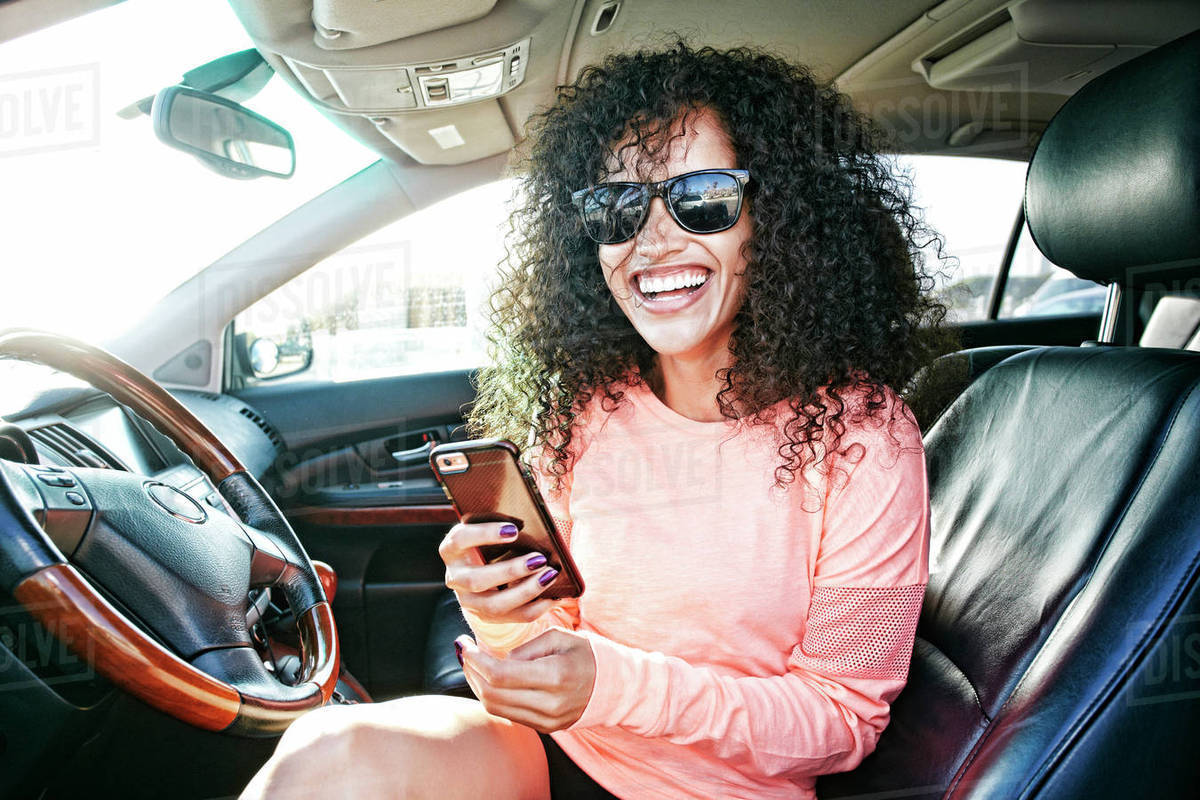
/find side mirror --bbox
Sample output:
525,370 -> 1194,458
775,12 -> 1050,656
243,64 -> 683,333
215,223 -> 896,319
235,332 -> 313,381
248,338 -> 280,375
151,85 -> 295,179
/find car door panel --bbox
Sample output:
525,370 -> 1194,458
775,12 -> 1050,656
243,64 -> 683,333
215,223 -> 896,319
232,370 -> 474,452
955,312 -> 1102,349
284,514 -> 452,699
230,370 -> 473,699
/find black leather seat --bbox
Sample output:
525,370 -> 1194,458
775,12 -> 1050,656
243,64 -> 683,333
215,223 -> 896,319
820,28 -> 1200,799
424,588 -> 474,697
902,345 -> 1038,432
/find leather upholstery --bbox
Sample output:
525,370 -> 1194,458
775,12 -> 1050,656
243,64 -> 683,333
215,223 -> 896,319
424,589 -> 474,697
822,31 -> 1200,799
1024,30 -> 1200,288
902,345 -> 1037,432
1140,295 -> 1200,348
219,471 -> 325,615
820,345 -> 1200,798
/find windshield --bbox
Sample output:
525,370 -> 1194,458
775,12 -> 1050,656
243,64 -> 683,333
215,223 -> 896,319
0,0 -> 379,341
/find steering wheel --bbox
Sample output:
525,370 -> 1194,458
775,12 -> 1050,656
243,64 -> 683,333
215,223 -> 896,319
0,330 -> 338,735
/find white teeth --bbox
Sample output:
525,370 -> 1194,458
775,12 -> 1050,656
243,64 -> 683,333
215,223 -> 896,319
637,270 -> 708,296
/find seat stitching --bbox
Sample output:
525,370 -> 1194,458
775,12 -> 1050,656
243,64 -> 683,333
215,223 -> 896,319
1017,376 -> 1200,798
944,368 -> 1200,799
914,634 -> 991,723
1028,550 -> 1200,799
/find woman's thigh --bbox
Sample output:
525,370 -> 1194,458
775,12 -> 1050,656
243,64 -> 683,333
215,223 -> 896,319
240,695 -> 550,800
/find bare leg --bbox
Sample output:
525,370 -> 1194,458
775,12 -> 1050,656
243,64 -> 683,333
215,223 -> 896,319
240,695 -> 550,800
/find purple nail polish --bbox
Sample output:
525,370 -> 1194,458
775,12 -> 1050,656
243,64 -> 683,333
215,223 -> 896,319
526,553 -> 548,570
499,523 -> 519,538
453,640 -> 464,667
538,568 -> 559,587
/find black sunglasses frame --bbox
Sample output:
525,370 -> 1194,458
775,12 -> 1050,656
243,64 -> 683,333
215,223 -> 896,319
571,168 -> 751,245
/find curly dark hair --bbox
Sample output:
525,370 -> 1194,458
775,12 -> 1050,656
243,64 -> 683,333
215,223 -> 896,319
468,41 -> 957,495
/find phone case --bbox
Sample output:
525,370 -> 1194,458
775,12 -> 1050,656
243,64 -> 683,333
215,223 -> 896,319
430,438 -> 584,599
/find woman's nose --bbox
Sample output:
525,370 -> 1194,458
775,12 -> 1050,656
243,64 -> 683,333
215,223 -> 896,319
633,196 -> 680,257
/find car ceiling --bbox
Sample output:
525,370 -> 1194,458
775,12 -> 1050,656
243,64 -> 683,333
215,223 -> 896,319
4,0 -> 1199,168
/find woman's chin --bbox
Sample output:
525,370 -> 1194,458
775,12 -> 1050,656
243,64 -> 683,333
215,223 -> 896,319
634,326 -> 726,363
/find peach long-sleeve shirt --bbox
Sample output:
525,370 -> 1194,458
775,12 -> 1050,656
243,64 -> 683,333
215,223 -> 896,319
464,376 -> 930,799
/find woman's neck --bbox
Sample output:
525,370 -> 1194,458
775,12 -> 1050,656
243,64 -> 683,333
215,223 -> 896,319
645,353 -> 736,423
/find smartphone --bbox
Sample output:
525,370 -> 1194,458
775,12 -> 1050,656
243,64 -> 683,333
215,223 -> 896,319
429,438 -> 584,599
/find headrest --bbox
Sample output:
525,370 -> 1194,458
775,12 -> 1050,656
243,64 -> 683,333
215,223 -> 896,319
1025,29 -> 1200,289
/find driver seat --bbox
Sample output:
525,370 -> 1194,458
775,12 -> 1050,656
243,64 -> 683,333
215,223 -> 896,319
819,29 -> 1200,799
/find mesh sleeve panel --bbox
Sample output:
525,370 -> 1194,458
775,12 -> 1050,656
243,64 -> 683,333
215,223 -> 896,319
790,584 -> 925,681
552,515 -> 573,547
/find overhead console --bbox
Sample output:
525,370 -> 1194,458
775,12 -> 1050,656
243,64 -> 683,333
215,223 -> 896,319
835,0 -> 1200,157
911,0 -> 1200,96
287,39 -> 530,112
229,0 -> 573,166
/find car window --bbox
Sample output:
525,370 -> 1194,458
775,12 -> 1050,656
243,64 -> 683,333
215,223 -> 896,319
998,219 -> 1105,318
231,179 -> 515,384
230,155 -> 1067,387
0,0 -> 378,342
892,155 -> 1028,322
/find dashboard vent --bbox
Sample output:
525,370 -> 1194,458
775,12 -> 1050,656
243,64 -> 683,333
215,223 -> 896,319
28,424 -> 125,469
238,407 -> 284,450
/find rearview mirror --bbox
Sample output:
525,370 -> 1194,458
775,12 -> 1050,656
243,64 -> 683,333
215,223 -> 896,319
151,85 -> 295,179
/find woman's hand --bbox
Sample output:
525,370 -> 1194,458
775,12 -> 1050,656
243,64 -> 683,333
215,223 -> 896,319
439,521 -> 561,624
456,629 -> 596,733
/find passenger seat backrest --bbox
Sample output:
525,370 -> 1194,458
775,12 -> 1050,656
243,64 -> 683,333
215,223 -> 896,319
821,28 -> 1200,800
823,347 -> 1200,799
901,345 -> 1037,432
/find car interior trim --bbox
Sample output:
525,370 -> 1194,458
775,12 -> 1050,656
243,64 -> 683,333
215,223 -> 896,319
12,562 -> 243,731
986,205 -> 1027,320
0,331 -> 245,481
284,505 -> 459,527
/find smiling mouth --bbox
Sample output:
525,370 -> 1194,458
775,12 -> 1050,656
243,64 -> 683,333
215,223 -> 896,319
633,268 -> 711,302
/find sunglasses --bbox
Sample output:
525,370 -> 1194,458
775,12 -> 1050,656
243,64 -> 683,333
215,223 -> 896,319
571,168 -> 751,245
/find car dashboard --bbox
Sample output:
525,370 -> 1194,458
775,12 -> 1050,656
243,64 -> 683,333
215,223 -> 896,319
2,382 -> 285,494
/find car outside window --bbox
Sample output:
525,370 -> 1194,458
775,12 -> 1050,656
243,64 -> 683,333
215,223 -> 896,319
998,220 -> 1105,318
895,155 -> 1101,322
231,155 -> 1105,387
893,154 -> 1028,322
232,179 -> 513,383
0,0 -> 378,343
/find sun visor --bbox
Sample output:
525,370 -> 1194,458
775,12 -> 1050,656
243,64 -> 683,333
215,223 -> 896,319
311,0 -> 498,50
911,0 -> 1200,96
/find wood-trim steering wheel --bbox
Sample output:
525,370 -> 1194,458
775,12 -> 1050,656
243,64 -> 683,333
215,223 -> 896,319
0,330 -> 338,735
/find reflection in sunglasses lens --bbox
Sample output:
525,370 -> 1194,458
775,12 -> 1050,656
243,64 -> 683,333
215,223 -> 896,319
614,186 -> 645,240
582,184 -> 644,243
670,172 -> 738,232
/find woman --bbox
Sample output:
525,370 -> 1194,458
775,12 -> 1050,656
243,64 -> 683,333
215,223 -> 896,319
244,42 -> 953,800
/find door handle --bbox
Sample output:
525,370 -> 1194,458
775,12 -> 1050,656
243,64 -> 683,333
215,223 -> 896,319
391,440 -> 434,466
